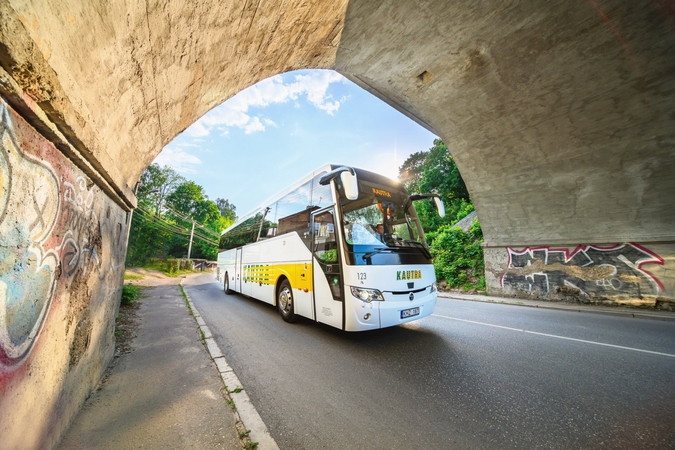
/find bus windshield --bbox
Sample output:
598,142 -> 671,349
340,178 -> 430,266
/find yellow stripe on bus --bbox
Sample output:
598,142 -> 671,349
243,262 -> 313,292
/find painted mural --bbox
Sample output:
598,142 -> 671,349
500,244 -> 664,299
0,101 -> 60,366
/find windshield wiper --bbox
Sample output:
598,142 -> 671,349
361,247 -> 395,261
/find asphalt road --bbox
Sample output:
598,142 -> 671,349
185,274 -> 675,450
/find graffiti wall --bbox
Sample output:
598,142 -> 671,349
485,243 -> 674,306
0,99 -> 129,448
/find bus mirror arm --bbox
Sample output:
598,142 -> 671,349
319,166 -> 359,201
408,193 -> 445,218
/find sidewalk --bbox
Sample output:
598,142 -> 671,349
58,276 -> 245,450
438,291 -> 675,322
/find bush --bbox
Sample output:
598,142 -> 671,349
121,283 -> 140,306
430,218 -> 485,291
166,258 -> 192,275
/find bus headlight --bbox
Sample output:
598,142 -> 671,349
350,287 -> 384,302
430,282 -> 437,293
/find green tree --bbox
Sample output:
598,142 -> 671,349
399,139 -> 484,291
164,181 -> 231,260
127,165 -> 236,264
399,139 -> 473,232
398,150 -> 427,191
126,164 -> 185,265
216,198 -> 237,222
137,164 -> 185,216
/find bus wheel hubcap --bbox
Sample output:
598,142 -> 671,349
280,289 -> 291,311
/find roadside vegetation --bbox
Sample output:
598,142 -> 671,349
121,283 -> 141,306
399,139 -> 485,292
126,164 -> 236,267
127,140 -> 484,292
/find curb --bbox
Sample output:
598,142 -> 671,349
438,292 -> 675,322
179,280 -> 280,450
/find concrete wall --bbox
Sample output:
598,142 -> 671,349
0,99 -> 128,448
0,0 -> 673,447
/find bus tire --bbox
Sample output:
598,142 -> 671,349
277,279 -> 297,323
224,272 -> 233,294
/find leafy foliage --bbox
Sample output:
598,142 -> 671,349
400,139 -> 473,232
428,218 -> 485,291
121,283 -> 140,306
126,164 -> 236,265
399,139 -> 484,291
216,198 -> 237,222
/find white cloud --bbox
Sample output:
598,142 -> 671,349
291,71 -> 345,115
153,146 -> 202,174
185,121 -> 210,137
188,70 -> 346,137
244,117 -> 265,134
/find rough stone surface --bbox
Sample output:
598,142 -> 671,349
334,0 -> 675,247
0,99 -> 128,449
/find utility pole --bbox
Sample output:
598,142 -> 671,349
187,220 -> 195,259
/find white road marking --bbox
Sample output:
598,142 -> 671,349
431,314 -> 675,358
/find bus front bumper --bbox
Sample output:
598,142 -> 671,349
379,289 -> 437,328
344,288 -> 437,331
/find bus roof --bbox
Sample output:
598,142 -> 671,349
220,164 -> 404,236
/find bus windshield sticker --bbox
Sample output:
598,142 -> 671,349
372,187 -> 391,198
396,270 -> 422,280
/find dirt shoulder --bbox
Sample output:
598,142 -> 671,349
124,267 -> 185,287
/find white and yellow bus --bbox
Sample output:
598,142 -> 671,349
216,165 -> 445,331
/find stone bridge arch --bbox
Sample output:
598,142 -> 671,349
0,1 -> 673,447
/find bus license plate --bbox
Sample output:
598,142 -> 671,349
400,307 -> 420,319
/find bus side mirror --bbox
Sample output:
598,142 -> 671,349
408,193 -> 445,218
341,170 -> 359,200
319,166 -> 359,200
433,196 -> 445,218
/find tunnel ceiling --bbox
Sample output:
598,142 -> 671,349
0,0 -> 673,246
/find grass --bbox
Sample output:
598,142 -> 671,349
121,284 -> 141,306
179,284 -> 194,315
123,273 -> 143,281
244,442 -> 259,449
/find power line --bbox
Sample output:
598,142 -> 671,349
133,209 -> 219,246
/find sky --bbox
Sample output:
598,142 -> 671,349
153,69 -> 438,218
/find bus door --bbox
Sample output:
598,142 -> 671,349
235,247 -> 243,292
311,207 -> 343,329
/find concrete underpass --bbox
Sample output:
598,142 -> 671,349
0,1 -> 673,447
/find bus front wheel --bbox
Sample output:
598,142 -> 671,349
277,279 -> 297,323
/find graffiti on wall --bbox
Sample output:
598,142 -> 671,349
58,177 -> 101,278
0,102 -> 60,366
500,244 -> 664,298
